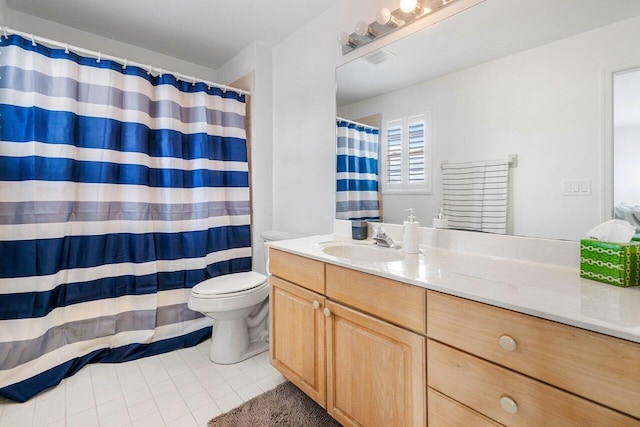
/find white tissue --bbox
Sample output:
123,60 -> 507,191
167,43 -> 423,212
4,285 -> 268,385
586,219 -> 637,243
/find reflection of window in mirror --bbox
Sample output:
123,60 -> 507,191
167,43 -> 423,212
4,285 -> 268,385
613,68 -> 640,231
381,113 -> 432,194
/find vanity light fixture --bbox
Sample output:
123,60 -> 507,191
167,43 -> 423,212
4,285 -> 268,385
337,0 -> 455,55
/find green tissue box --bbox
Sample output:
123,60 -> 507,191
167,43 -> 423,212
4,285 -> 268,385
580,239 -> 640,287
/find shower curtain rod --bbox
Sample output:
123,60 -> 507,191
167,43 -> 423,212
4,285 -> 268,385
0,26 -> 251,96
336,116 -> 379,131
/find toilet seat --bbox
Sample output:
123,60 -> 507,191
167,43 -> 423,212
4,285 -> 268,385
191,271 -> 268,299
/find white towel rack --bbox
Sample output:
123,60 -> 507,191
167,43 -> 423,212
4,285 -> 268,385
441,154 -> 518,170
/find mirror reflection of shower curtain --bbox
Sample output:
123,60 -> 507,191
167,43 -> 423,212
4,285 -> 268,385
336,119 -> 380,220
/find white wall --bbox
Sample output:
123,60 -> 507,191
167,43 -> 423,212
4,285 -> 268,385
339,16 -> 640,240
0,0 -> 7,25
6,10 -> 216,79
218,43 -> 274,274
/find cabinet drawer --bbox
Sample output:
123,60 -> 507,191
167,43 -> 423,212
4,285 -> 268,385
326,264 -> 426,334
428,340 -> 638,427
427,291 -> 640,419
269,249 -> 325,294
428,388 -> 502,427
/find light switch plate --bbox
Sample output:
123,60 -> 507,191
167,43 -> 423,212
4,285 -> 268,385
562,180 -> 591,196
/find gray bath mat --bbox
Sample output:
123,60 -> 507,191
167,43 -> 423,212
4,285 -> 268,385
208,381 -> 342,427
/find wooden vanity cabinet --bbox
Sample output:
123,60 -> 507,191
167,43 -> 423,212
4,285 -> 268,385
269,249 -> 427,427
270,248 -> 640,426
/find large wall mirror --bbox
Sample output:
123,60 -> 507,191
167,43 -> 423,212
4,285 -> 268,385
336,0 -> 640,241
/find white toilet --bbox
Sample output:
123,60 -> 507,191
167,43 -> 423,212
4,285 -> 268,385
188,231 -> 301,364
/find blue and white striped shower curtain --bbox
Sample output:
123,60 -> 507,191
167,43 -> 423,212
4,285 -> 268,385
0,34 -> 251,401
335,120 -> 380,220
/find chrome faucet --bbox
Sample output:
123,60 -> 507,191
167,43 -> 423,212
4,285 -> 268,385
372,226 -> 396,248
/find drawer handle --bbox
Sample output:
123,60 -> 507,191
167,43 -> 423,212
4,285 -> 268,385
312,300 -> 320,310
500,395 -> 518,414
323,307 -> 331,317
499,335 -> 517,352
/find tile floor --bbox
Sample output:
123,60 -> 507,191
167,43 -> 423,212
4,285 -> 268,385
0,339 -> 286,427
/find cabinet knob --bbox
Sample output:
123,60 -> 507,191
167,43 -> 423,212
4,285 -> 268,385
500,395 -> 518,414
312,300 -> 320,310
499,335 -> 517,352
323,307 -> 331,317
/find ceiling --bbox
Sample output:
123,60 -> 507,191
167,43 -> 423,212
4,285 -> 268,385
337,0 -> 640,106
5,0 -> 341,69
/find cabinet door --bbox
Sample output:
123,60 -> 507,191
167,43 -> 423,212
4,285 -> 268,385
270,276 -> 326,407
325,300 -> 426,427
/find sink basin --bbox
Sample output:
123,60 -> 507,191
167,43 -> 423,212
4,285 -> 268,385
320,242 -> 404,262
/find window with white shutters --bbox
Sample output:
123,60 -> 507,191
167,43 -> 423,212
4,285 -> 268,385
386,120 -> 403,187
382,113 -> 431,193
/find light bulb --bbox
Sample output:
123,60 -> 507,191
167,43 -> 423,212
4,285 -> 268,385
337,31 -> 354,47
355,21 -> 373,37
376,8 -> 401,27
376,8 -> 392,25
399,0 -> 421,13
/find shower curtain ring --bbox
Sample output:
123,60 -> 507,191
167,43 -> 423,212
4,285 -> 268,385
122,59 -> 127,69
30,34 -> 36,46
147,65 -> 152,75
159,68 -> 163,77
2,27 -> 7,40
192,78 -> 196,87
96,52 -> 101,63
64,43 -> 69,54
176,72 -> 180,81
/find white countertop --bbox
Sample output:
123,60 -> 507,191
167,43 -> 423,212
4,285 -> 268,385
269,234 -> 640,344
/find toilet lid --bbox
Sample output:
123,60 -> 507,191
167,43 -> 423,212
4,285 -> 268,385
192,271 -> 268,296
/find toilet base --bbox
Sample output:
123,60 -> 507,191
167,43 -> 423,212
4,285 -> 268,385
209,318 -> 269,365
209,336 -> 269,365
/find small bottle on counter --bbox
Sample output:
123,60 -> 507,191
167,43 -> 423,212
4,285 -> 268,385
433,207 -> 449,229
403,208 -> 420,254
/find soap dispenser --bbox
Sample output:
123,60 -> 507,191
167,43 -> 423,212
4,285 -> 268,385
403,208 -> 420,254
433,207 -> 449,229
